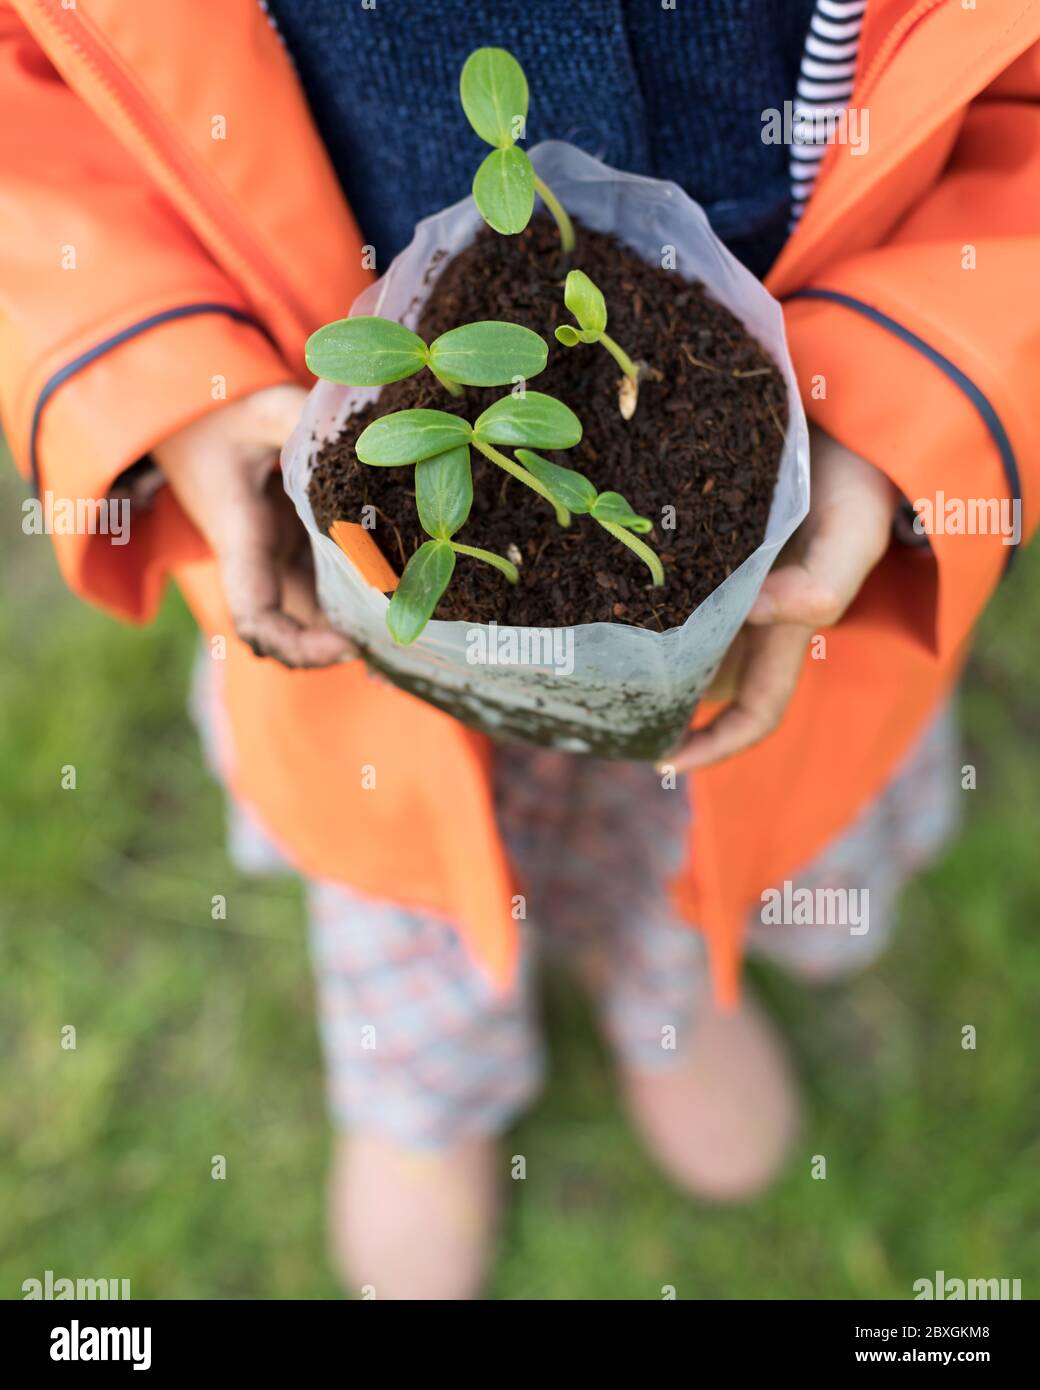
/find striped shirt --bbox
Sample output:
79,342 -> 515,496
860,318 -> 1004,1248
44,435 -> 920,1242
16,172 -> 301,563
790,0 -> 867,224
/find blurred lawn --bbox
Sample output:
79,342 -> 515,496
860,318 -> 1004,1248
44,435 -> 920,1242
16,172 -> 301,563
2,462 -> 1038,1301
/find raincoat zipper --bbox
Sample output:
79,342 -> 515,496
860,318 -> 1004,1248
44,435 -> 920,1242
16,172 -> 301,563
811,0 -> 950,191
28,0 -> 314,343
856,0 -> 950,105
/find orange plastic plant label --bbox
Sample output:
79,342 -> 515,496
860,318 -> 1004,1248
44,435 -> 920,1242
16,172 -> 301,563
328,521 -> 399,592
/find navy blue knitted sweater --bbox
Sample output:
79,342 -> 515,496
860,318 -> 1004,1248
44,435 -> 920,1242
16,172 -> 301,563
263,0 -> 816,280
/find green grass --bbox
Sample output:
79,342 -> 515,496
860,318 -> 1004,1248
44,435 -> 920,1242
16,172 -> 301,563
2,467 -> 1038,1301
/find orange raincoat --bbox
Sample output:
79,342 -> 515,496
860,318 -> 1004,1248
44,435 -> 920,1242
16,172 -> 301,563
3,0 -> 1038,1001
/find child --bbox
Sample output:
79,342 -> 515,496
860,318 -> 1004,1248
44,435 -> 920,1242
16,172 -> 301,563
3,0 -> 1036,1298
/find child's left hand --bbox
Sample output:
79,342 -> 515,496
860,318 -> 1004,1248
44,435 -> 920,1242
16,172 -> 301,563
665,427 -> 900,773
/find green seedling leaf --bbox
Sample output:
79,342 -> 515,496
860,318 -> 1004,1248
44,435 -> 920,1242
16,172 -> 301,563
591,491 -> 654,532
460,46 -> 574,250
428,321 -> 547,387
564,269 -> 607,336
556,268 -> 641,395
305,316 -> 426,386
473,391 -> 582,449
473,146 -> 534,235
415,446 -> 473,540
514,450 -> 597,514
356,409 -> 472,466
460,46 -> 528,148
554,324 -> 599,346
386,540 -> 456,645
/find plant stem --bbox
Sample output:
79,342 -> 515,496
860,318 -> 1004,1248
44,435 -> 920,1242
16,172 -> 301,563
531,173 -> 575,254
427,363 -> 464,397
596,519 -> 665,587
599,332 -> 640,382
450,541 -> 519,584
472,439 -> 571,527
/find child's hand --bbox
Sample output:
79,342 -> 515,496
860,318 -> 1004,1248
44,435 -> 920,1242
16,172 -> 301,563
665,428 -> 899,772
152,385 -> 356,668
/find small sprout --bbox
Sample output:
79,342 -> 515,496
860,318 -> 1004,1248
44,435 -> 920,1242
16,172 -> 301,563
306,315 -> 547,398
555,270 -> 642,416
515,449 -> 665,588
460,47 -> 575,252
353,390 -> 585,644
356,391 -> 582,528
387,445 -> 518,646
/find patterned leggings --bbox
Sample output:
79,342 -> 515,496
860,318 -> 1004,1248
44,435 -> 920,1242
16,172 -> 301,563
300,714 -> 958,1147
191,646 -> 957,1147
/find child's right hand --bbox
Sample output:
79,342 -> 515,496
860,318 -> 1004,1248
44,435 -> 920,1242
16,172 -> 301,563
151,385 -> 356,668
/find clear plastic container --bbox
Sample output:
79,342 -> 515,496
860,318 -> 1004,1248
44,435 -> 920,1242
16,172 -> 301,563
283,141 -> 810,759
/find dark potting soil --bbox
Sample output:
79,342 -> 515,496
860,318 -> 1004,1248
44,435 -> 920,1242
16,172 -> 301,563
307,217 -> 788,630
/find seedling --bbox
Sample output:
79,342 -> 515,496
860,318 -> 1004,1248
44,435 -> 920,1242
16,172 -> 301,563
355,391 -> 583,642
515,449 -> 665,587
306,315 -> 547,398
555,270 -> 642,417
460,47 -> 575,252
387,446 -> 519,645
310,48 -> 669,645
355,391 -> 582,529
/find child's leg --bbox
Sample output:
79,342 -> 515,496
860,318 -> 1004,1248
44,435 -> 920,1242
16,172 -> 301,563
747,702 -> 960,983
190,647 -> 540,1297
328,1131 -> 498,1302
305,880 -> 543,1298
494,747 -> 799,1201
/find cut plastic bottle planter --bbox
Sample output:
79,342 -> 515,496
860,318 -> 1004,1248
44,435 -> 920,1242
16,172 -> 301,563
283,142 -> 810,760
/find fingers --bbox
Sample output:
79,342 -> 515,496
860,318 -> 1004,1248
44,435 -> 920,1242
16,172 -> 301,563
227,567 -> 354,668
661,623 -> 813,773
660,434 -> 899,776
748,432 -> 898,627
746,542 -> 876,627
702,627 -> 748,704
235,604 -> 352,667
280,557 -> 360,662
241,384 -> 311,451
153,387 -> 354,670
218,494 -> 354,669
